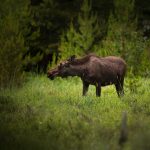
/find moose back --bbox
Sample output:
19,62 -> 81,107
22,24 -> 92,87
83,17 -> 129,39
47,54 -> 127,97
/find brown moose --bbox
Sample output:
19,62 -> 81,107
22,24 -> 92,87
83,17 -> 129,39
47,54 -> 127,97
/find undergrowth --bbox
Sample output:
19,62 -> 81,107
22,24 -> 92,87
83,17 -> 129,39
0,74 -> 150,150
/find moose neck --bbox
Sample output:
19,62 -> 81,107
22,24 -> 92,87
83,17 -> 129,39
69,64 -> 85,77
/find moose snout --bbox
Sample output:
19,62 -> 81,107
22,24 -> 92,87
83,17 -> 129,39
47,72 -> 53,79
47,70 -> 59,80
47,73 -> 50,78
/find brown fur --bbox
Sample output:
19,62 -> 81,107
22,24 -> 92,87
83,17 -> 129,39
70,54 -> 96,65
47,54 -> 127,97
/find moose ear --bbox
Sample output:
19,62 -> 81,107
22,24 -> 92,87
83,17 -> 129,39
68,55 -> 76,62
58,63 -> 62,69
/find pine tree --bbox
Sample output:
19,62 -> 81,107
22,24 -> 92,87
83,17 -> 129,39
24,0 -> 64,71
59,22 -> 81,59
0,0 -> 29,87
77,0 -> 100,53
102,0 -> 146,74
103,0 -> 136,57
59,0 -> 101,59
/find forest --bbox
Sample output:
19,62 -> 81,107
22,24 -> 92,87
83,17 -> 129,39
0,0 -> 150,149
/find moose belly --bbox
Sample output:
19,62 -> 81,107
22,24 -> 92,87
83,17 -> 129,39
101,81 -> 114,86
83,75 -> 117,86
101,76 -> 117,86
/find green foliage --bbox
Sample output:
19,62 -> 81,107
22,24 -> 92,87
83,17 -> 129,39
102,0 -> 136,58
125,68 -> 142,93
101,0 -> 149,75
59,0 -> 101,59
23,0 -> 61,71
0,0 -> 29,87
0,75 -> 150,149
0,0 -> 150,79
139,39 -> 150,77
59,22 -> 82,59
77,0 -> 100,53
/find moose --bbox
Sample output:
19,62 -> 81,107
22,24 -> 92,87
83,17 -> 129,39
47,54 -> 127,97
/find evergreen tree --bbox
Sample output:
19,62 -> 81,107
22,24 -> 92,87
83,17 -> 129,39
59,0 -> 101,59
77,0 -> 100,53
102,0 -> 136,57
24,0 -> 70,71
0,0 -> 29,87
23,0 -> 56,71
60,22 -> 81,59
102,0 -> 147,74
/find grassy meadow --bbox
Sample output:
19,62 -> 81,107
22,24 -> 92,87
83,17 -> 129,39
0,74 -> 150,150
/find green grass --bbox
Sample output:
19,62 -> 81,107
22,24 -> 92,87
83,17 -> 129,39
0,74 -> 150,150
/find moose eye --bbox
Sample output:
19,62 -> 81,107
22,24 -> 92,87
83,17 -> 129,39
58,62 -> 70,70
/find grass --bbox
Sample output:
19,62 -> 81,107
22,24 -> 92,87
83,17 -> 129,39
0,74 -> 150,150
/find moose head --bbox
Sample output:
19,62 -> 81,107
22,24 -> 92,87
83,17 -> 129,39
47,55 -> 76,79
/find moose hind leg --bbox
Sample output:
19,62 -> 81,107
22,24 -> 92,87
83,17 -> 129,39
115,78 -> 124,97
120,78 -> 124,96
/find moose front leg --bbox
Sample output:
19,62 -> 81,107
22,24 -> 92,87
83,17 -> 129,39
82,81 -> 89,96
96,83 -> 101,97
